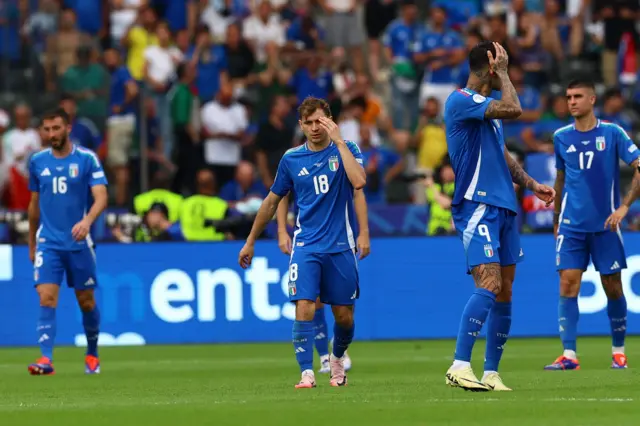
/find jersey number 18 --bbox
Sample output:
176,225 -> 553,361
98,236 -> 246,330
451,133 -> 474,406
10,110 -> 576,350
52,177 -> 68,194
313,175 -> 329,195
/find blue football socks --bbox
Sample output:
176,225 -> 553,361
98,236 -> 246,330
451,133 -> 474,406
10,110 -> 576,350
332,322 -> 354,358
293,320 -> 314,372
37,306 -> 56,361
607,295 -> 627,349
558,296 -> 579,352
454,288 -> 496,362
82,306 -> 101,357
484,302 -> 512,372
313,307 -> 330,357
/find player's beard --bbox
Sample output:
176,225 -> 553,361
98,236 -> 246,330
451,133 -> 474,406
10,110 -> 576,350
50,134 -> 68,151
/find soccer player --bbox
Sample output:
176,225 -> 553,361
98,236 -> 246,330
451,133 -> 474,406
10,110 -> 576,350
27,108 -> 108,375
544,80 -> 640,371
444,42 -> 555,391
239,96 -> 365,388
276,189 -> 371,373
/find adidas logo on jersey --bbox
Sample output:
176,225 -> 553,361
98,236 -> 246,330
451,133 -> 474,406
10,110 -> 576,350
611,261 -> 620,270
566,145 -> 577,153
40,168 -> 51,176
85,278 -> 95,286
298,168 -> 310,176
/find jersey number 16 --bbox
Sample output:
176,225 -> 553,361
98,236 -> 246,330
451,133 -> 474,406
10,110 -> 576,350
52,177 -> 68,194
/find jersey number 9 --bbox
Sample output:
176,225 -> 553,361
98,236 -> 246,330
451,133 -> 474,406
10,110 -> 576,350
313,175 -> 329,195
52,177 -> 68,194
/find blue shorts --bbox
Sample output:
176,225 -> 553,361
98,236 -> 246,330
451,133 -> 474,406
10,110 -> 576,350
452,201 -> 524,273
34,247 -> 98,290
555,228 -> 626,273
288,249 -> 359,306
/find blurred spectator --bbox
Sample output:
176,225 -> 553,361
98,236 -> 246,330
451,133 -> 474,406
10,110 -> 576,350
60,45 -> 109,130
143,20 -> 183,159
413,97 -> 447,172
513,7 -> 547,87
224,23 -> 256,97
255,94 -> 295,189
364,0 -> 397,81
382,0 -> 421,131
243,1 -> 286,65
171,62 -> 199,194
133,172 -> 183,221
502,63 -> 544,143
66,0 -> 106,38
289,55 -> 334,106
339,97 -> 382,147
180,168 -> 230,241
285,11 -> 325,54
319,0 -> 364,73
201,82 -> 249,187
43,7 -> 91,91
597,88 -> 633,132
59,94 -> 101,151
134,201 -> 184,241
200,1 -> 232,42
22,0 -> 59,55
122,5 -> 157,81
110,0 -> 146,47
186,24 -> 228,103
522,95 -> 572,153
105,48 -> 139,206
424,162 -> 455,236
219,160 -> 268,207
0,0 -> 21,63
359,123 -> 403,204
154,0 -> 197,35
413,5 -> 466,109
0,109 -> 10,197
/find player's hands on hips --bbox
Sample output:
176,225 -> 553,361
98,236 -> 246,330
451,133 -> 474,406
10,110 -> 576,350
72,219 -> 91,241
278,231 -> 292,255
238,243 -> 254,269
318,117 -> 342,143
487,42 -> 509,73
532,182 -> 555,207
605,205 -> 629,231
357,233 -> 370,260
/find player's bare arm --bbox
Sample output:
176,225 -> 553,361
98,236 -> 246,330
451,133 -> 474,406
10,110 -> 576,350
72,184 -> 108,241
353,189 -> 370,260
605,158 -> 640,231
504,150 -> 555,206
318,117 -> 366,190
277,193 -> 292,255
28,191 -> 40,263
553,169 -> 565,237
484,43 -> 522,120
239,191 -> 284,268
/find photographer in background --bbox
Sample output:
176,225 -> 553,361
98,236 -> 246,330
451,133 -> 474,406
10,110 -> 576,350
424,161 -> 455,236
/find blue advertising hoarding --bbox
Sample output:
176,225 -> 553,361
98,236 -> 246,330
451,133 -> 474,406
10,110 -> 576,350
1,234 -> 640,347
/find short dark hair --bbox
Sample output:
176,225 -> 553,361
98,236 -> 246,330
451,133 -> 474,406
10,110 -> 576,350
59,93 -> 75,103
298,96 -> 331,120
42,107 -> 70,124
566,79 -> 595,91
468,41 -> 496,73
604,88 -> 622,101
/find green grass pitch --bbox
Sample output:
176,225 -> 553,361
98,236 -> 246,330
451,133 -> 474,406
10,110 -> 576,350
1,337 -> 638,426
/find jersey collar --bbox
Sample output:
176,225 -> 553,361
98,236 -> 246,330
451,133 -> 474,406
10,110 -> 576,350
303,140 -> 334,151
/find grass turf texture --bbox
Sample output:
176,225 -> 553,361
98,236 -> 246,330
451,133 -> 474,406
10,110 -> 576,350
0,337 -> 638,426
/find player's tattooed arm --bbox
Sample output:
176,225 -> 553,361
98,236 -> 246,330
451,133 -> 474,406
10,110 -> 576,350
504,150 -> 535,190
246,191 -> 284,245
470,263 -> 502,295
621,159 -> 640,208
553,170 -> 565,225
483,43 -> 522,119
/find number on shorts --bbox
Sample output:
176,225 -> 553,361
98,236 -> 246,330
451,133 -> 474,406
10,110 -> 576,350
313,175 -> 329,195
35,251 -> 43,268
477,224 -> 492,242
556,235 -> 564,253
52,177 -> 68,194
289,263 -> 298,281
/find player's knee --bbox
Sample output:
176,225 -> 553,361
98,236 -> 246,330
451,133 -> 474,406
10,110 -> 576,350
295,299 -> 316,321
559,277 -> 580,297
76,291 -> 96,312
496,281 -> 513,303
601,276 -> 624,300
332,306 -> 354,328
37,285 -> 58,308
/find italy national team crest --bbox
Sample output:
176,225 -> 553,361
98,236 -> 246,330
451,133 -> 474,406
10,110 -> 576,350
329,156 -> 339,172
483,244 -> 494,258
288,281 -> 297,296
596,136 -> 606,151
69,163 -> 79,178
556,253 -> 561,266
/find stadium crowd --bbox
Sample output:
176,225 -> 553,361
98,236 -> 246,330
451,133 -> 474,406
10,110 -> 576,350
0,0 -> 639,241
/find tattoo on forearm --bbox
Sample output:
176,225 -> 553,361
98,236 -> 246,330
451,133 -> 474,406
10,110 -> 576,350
553,170 -> 565,225
505,151 -> 535,190
484,72 -> 522,119
622,165 -> 640,207
498,71 -> 521,111
471,263 -> 503,294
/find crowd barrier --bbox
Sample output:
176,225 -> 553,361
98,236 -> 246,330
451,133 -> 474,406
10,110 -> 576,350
1,234 -> 640,347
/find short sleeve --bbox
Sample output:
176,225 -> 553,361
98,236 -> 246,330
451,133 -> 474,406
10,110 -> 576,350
346,141 -> 364,167
381,26 -> 392,47
449,91 -> 494,121
28,158 -> 39,192
270,157 -> 293,196
554,134 -> 565,171
614,124 -> 640,166
86,152 -> 108,186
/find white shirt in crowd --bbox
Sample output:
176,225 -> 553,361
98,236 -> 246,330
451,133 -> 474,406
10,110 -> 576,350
339,120 -> 381,147
243,13 -> 285,63
201,101 -> 249,166
144,45 -> 183,85
248,0 -> 289,9
325,0 -> 355,13
110,0 -> 143,41
3,127 -> 41,175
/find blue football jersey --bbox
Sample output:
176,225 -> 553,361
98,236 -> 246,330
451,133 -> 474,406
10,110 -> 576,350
444,88 -> 517,213
28,145 -> 108,251
271,141 -> 363,253
554,120 -> 639,233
